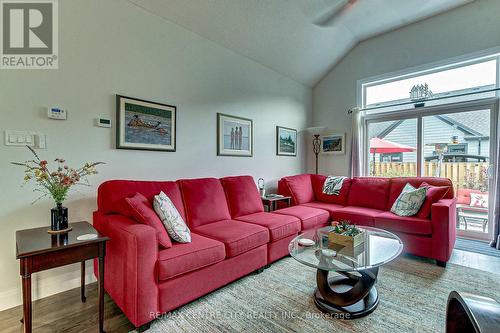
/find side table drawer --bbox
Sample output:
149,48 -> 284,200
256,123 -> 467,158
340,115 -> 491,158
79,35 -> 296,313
22,243 -> 102,274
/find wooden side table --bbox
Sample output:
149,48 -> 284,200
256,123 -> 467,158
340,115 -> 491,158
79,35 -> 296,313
261,195 -> 292,212
16,221 -> 109,333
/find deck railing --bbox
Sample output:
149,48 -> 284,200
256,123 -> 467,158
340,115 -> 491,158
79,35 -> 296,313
371,161 -> 490,192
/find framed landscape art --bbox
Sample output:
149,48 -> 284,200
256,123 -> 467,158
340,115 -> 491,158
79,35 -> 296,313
322,133 -> 345,155
276,126 -> 297,156
217,113 -> 253,157
116,95 -> 176,151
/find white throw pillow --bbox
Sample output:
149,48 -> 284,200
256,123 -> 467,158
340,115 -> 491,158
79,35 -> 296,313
470,193 -> 488,208
153,191 -> 191,243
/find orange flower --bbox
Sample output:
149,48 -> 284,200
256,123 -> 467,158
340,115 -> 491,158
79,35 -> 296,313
331,221 -> 340,226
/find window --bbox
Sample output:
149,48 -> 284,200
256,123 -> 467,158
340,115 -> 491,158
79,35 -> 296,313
364,60 -> 497,107
359,50 -> 499,240
359,51 -> 499,115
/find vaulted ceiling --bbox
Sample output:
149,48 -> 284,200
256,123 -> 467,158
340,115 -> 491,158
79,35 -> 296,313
129,0 -> 473,87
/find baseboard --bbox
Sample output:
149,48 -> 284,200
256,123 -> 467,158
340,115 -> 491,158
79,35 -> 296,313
0,263 -> 97,312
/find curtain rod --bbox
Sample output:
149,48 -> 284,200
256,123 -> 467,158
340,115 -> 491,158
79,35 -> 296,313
347,86 -> 500,114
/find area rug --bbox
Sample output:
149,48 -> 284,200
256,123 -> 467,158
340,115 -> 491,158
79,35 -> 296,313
455,237 -> 500,258
137,255 -> 500,333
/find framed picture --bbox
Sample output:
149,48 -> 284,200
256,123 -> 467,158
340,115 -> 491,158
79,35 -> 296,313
322,133 -> 345,154
217,113 -> 253,157
276,126 -> 297,156
116,95 -> 176,151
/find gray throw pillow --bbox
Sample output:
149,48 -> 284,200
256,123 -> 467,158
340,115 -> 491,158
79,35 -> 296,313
391,183 -> 427,217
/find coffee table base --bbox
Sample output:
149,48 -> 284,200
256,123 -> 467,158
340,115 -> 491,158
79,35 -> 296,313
314,268 -> 379,319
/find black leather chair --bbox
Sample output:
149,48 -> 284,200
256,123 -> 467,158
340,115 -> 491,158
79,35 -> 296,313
446,291 -> 500,333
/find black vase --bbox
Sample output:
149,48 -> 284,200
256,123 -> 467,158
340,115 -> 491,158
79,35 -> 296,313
51,203 -> 68,231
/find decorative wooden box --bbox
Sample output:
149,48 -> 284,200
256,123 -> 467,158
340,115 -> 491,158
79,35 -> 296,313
328,231 -> 365,248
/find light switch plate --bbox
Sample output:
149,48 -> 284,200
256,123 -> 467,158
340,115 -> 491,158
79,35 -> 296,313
4,130 -> 46,148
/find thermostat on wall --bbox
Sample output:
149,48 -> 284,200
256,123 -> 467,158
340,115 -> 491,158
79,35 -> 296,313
96,118 -> 112,128
47,107 -> 67,120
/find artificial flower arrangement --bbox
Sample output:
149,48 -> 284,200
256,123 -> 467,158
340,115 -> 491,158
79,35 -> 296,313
12,145 -> 104,232
329,220 -> 364,248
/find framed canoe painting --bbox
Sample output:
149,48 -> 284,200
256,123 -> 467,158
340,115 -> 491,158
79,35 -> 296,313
217,113 -> 253,157
276,126 -> 297,156
116,95 -> 176,151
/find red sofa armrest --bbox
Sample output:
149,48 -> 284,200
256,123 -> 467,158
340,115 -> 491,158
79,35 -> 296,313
430,198 -> 457,263
93,212 -> 159,327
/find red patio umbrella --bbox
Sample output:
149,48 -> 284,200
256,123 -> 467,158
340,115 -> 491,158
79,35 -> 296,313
370,137 -> 416,174
370,137 -> 416,154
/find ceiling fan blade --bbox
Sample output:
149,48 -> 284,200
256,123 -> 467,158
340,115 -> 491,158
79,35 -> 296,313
313,0 -> 357,27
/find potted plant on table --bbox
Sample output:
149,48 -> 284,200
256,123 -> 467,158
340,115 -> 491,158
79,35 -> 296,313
12,146 -> 104,233
328,220 -> 364,248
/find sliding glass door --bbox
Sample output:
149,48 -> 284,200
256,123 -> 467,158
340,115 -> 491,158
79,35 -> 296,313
364,100 -> 497,240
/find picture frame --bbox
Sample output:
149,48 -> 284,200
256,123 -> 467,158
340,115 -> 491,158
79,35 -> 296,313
116,95 -> 176,152
217,113 -> 253,157
276,126 -> 297,156
322,133 -> 345,155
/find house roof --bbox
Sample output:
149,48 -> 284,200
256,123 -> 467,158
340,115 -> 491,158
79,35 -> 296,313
371,112 -> 489,140
441,112 -> 490,137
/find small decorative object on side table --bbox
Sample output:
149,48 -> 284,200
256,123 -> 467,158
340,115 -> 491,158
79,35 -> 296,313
261,194 -> 291,212
16,221 -> 109,333
11,146 -> 103,233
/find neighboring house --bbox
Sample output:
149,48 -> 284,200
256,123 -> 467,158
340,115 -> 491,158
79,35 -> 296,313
369,112 -> 490,163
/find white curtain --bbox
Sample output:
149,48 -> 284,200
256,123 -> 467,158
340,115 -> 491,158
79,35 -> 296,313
349,108 -> 364,177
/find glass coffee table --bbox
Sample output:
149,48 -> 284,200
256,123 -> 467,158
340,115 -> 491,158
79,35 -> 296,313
289,226 -> 403,319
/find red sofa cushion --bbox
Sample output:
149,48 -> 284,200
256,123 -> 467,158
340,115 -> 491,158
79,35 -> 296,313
348,177 -> 391,211
311,174 -> 351,205
157,233 -> 225,280
330,206 -> 384,226
221,175 -> 264,218
375,211 -> 432,235
302,201 -> 344,217
179,178 -> 231,228
125,192 -> 172,248
416,182 -> 450,219
235,212 -> 300,241
97,180 -> 186,220
282,174 -> 314,204
274,205 -> 330,231
388,177 -> 454,208
193,220 -> 269,257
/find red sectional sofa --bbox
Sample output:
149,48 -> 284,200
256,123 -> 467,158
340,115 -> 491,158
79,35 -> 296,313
276,174 -> 457,267
93,175 -> 303,328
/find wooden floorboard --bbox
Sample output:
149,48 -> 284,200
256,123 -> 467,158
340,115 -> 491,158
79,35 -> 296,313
0,283 -> 134,333
1,249 -> 499,333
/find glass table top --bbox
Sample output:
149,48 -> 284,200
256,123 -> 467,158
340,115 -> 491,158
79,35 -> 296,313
289,226 -> 403,272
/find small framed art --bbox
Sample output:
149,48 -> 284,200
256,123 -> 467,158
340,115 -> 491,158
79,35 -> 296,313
276,126 -> 297,156
322,133 -> 345,155
217,113 -> 253,157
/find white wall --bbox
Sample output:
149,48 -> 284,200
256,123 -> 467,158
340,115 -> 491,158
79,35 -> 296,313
0,0 -> 311,310
312,0 -> 500,175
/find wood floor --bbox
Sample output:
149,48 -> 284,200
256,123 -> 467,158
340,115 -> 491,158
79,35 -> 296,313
0,284 -> 134,333
1,249 -> 499,333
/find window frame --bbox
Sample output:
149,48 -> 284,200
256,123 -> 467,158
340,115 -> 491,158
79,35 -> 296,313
357,47 -> 500,109
362,98 -> 498,178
